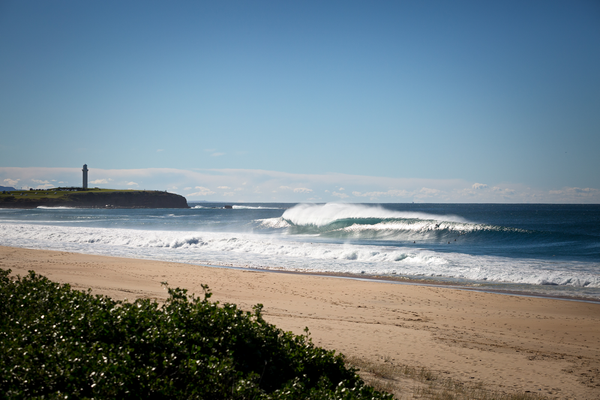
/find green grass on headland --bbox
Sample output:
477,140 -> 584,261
0,269 -> 391,399
0,188 -> 188,208
0,188 -> 157,200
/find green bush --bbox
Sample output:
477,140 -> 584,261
0,269 -> 392,399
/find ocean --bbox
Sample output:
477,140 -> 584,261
1,203 -> 599,300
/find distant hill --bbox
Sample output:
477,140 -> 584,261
0,186 -> 16,192
0,188 -> 188,209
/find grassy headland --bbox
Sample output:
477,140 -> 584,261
0,188 -> 188,208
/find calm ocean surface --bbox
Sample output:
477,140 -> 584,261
1,203 -> 599,300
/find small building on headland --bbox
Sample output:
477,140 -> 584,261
82,164 -> 89,190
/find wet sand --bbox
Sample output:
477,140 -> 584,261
2,246 -> 599,399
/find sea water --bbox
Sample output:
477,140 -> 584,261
1,203 -> 599,300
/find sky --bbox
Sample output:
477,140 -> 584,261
1,0 -> 599,203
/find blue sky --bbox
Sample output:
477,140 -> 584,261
1,1 -> 599,203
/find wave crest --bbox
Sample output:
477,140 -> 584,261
281,203 -> 467,227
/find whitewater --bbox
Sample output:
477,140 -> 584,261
1,202 -> 599,299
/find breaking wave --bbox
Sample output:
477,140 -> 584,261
258,203 -> 539,244
1,223 -> 598,290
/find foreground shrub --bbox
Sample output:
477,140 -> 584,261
0,269 -> 392,399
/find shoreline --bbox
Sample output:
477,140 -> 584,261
2,206 -> 598,304
2,245 -> 600,399
242,267 -> 600,305
9,243 -> 600,304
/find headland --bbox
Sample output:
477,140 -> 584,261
0,188 -> 188,209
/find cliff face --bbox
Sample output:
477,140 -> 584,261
66,191 -> 189,208
0,190 -> 189,209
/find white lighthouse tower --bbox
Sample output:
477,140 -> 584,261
82,164 -> 89,190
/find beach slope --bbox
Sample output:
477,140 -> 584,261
1,246 -> 598,399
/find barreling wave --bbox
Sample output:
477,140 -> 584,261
257,203 -> 533,243
317,219 -> 531,242
281,203 -> 468,226
255,204 -> 600,254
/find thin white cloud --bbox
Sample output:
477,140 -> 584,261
352,189 -> 409,199
35,183 -> 54,189
1,167 -> 599,203
417,187 -> 441,197
565,187 -> 597,195
4,178 -> 19,186
280,186 -> 313,194
352,191 -> 382,198
388,190 -> 409,197
29,179 -> 54,190
204,148 -> 225,157
490,186 -> 515,195
126,182 -> 138,186
548,187 -> 598,201
90,179 -> 108,184
293,187 -> 312,193
217,186 -> 231,189
187,186 -> 215,197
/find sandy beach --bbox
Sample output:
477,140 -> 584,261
2,245 -> 599,399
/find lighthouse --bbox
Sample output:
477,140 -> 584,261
82,164 -> 88,189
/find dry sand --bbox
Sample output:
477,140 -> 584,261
2,246 -> 599,399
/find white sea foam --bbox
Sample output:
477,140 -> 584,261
257,218 -> 291,229
36,206 -> 78,209
232,205 -> 285,210
1,223 -> 598,292
337,220 -> 524,234
191,205 -> 285,210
